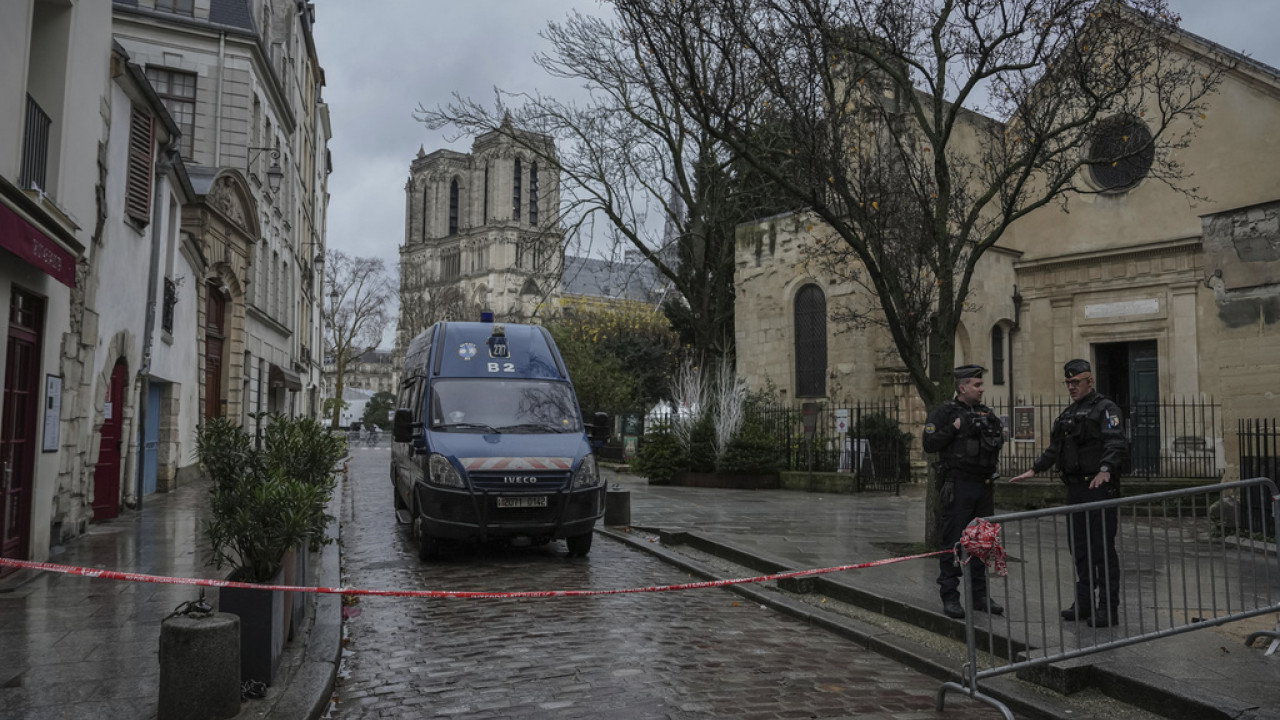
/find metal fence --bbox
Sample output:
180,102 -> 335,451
1239,419 -> 1280,536
988,396 -> 1223,480
636,398 -> 907,492
937,477 -> 1280,719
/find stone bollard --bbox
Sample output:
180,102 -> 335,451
604,484 -> 631,526
158,611 -> 241,720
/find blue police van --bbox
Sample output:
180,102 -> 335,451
390,317 -> 607,560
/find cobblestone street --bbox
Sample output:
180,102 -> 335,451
330,449 -> 994,719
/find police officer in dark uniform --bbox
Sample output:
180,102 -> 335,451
1012,359 -> 1130,628
923,364 -> 1005,620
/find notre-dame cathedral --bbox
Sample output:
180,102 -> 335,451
397,120 -> 564,356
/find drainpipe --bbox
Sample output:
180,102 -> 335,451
214,32 -> 226,164
135,143 -> 178,511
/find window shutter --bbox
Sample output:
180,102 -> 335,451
126,107 -> 155,225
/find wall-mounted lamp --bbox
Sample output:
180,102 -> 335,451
247,147 -> 284,194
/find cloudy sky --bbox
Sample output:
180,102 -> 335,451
312,0 -> 1280,307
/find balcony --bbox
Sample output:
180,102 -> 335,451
20,94 -> 51,192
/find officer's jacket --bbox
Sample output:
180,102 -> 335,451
1032,391 -> 1129,477
922,399 -> 1005,478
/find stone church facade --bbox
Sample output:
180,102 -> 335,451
397,123 -> 564,360
735,26 -> 1280,482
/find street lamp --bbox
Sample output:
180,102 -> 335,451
247,146 -> 284,194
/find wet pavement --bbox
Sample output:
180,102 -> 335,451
330,450 -> 997,719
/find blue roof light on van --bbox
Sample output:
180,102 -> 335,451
480,311 -> 494,323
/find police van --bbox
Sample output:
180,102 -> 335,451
390,317 -> 607,560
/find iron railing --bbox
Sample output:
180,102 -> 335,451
20,94 -> 51,192
988,396 -> 1223,480
1238,418 -> 1280,536
638,398 -> 907,492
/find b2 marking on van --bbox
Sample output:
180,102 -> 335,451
487,362 -> 516,373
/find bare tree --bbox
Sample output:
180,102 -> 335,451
415,10 -> 779,361
610,0 -> 1224,543
323,250 -> 395,428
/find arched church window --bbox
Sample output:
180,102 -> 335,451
483,163 -> 489,225
991,325 -> 1005,385
794,283 -> 827,398
449,179 -> 459,236
529,162 -> 539,225
513,158 -> 522,221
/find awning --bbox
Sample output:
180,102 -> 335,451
269,364 -> 302,391
0,201 -> 77,288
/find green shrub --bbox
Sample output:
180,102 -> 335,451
717,417 -> 780,474
198,414 -> 344,582
631,426 -> 687,485
686,414 -> 717,472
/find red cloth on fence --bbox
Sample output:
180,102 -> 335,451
960,518 -> 1008,576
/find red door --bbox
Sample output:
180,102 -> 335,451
92,361 -> 127,521
2,289 -> 43,575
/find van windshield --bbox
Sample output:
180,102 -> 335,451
430,379 -> 583,433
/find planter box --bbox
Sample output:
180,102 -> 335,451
218,569 -> 286,685
670,471 -> 779,490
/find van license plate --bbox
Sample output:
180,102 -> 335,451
496,496 -> 547,508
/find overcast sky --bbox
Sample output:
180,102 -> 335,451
312,0 -> 1280,316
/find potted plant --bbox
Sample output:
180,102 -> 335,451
196,415 -> 343,684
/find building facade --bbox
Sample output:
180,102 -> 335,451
0,1 -> 333,570
734,25 -> 1280,482
113,0 -> 332,447
397,122 -> 564,358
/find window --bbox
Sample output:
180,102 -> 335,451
144,68 -> 196,158
125,106 -> 154,225
991,325 -> 1005,385
794,284 -> 827,397
1087,115 -> 1154,193
529,162 -> 539,225
483,163 -> 489,224
512,158 -> 522,221
449,179 -> 459,235
156,0 -> 194,15
441,248 -> 461,281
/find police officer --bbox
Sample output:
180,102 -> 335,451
923,364 -> 1005,620
1012,359 -> 1130,628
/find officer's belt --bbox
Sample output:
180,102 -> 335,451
1062,473 -> 1094,486
942,467 -> 995,484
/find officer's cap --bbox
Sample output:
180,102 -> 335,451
1063,358 -> 1092,378
953,364 -> 986,380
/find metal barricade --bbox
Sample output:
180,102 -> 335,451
937,477 -> 1280,719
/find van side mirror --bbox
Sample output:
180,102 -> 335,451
591,412 -> 610,443
392,408 -> 415,443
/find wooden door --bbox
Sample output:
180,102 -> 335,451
1,289 -> 43,574
92,361 -> 127,521
204,283 -> 226,418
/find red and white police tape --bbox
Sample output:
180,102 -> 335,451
0,547 -> 954,599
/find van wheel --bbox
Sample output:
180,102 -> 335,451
566,532 -> 593,557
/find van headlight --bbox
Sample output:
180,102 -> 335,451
572,455 -> 601,488
428,454 -> 465,488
